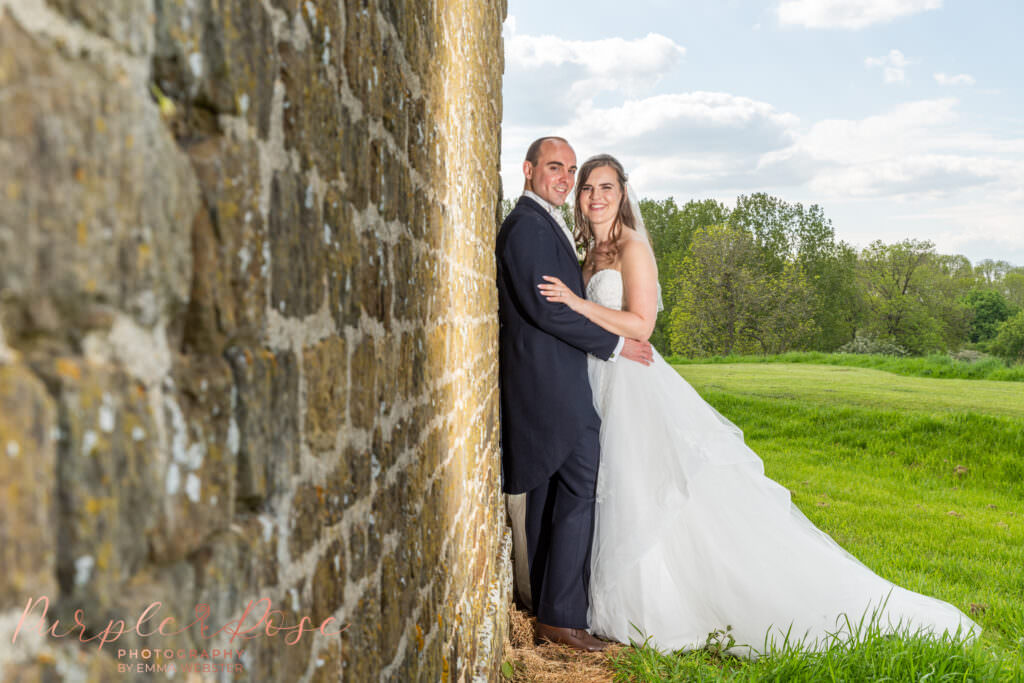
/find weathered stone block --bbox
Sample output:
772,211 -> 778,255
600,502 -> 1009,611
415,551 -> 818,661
340,589 -> 380,682
153,0 -> 277,137
343,0 -> 383,121
183,134 -> 267,350
268,0 -> 299,14
44,0 -> 155,55
288,481 -> 343,561
302,335 -> 346,453
278,39 -> 345,182
308,638 -> 343,683
239,581 -> 313,683
0,645 -> 122,683
0,14 -> 199,331
310,539 -> 345,626
148,353 -> 237,563
347,523 -> 369,584
268,169 -> 326,317
356,229 -> 393,329
44,357 -> 160,631
367,138 -> 384,214
348,336 -> 378,432
96,560 -> 196,653
225,346 -> 298,508
0,363 -> 57,610
406,96 -> 430,177
371,466 -> 406,538
322,188 -> 362,330
378,141 -> 406,223
38,351 -> 231,621
179,204 -> 233,354
338,116 -> 371,211
379,33 -> 409,152
189,515 -> 279,645
325,442 -> 371,521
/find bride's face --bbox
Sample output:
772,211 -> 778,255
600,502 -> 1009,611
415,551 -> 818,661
578,165 -> 623,227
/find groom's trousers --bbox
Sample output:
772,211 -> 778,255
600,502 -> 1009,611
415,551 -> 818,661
524,423 -> 600,629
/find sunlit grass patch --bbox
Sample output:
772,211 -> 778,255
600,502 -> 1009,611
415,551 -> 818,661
610,616 -> 1008,682
665,351 -> 1024,382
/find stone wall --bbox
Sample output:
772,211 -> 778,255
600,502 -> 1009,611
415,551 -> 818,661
0,0 -> 510,680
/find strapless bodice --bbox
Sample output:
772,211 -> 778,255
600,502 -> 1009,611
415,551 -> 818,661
585,269 -> 624,310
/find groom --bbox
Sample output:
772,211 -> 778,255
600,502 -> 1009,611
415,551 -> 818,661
495,137 -> 652,651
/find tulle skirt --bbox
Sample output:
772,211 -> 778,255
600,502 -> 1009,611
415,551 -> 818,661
586,351 -> 979,655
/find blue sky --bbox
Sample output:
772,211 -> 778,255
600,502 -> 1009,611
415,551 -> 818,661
500,0 -> 1024,266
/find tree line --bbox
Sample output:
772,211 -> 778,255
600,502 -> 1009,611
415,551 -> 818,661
500,195 -> 1024,362
641,194 -> 1024,362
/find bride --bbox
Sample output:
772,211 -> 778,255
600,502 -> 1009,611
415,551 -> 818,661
536,154 -> 979,655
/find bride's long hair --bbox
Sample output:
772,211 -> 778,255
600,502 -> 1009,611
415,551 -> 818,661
573,154 -> 636,265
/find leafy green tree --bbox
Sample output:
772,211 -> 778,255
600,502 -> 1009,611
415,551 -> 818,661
799,240 -> 863,350
990,310 -> 1024,363
728,193 -> 795,273
1001,269 -> 1024,309
974,259 -> 1016,287
963,290 -> 1017,343
856,239 -> 947,354
939,253 -> 977,283
642,197 -> 728,259
500,198 -> 516,222
729,193 -> 860,350
640,198 -> 730,352
668,224 -> 816,356
920,254 -> 975,348
558,201 -> 575,234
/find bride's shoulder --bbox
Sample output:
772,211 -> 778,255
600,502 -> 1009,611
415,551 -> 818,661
619,233 -> 655,262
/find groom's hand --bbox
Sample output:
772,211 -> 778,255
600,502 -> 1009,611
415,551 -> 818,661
620,338 -> 653,366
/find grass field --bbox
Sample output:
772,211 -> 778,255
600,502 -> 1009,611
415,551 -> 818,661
663,351 -> 1024,382
610,361 -> 1024,681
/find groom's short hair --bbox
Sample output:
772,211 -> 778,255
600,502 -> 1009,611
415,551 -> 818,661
525,137 -> 570,165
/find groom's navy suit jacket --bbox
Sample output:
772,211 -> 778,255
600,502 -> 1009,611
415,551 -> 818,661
496,196 -> 619,495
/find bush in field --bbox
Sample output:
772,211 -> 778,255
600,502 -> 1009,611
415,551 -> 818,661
950,349 -> 987,362
990,311 -> 1024,363
837,333 -> 909,357
963,289 -> 1017,343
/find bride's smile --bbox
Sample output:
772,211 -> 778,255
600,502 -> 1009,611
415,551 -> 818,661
578,165 -> 623,237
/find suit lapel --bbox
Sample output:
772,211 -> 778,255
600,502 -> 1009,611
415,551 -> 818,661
518,196 -> 580,265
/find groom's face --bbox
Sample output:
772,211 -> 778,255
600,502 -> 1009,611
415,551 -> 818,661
523,140 -> 577,207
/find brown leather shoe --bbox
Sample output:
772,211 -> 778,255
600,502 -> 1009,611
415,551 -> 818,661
533,621 -> 610,652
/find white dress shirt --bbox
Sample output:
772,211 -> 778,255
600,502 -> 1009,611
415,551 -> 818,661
522,191 -> 625,361
524,190 -> 576,250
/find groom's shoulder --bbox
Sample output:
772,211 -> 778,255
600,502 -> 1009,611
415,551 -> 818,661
501,196 -> 547,233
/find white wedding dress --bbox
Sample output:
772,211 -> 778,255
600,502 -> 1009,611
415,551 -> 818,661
584,269 -> 979,655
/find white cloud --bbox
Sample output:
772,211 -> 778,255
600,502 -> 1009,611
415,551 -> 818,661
805,156 -> 1002,198
934,72 -> 976,86
821,196 -> 1024,264
886,196 -> 1024,264
563,92 -> 798,151
916,205 -> 1024,250
865,49 -> 911,83
506,32 -> 685,101
502,90 -> 802,198
760,98 -> 1024,200
778,0 -> 942,29
502,31 -> 687,129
